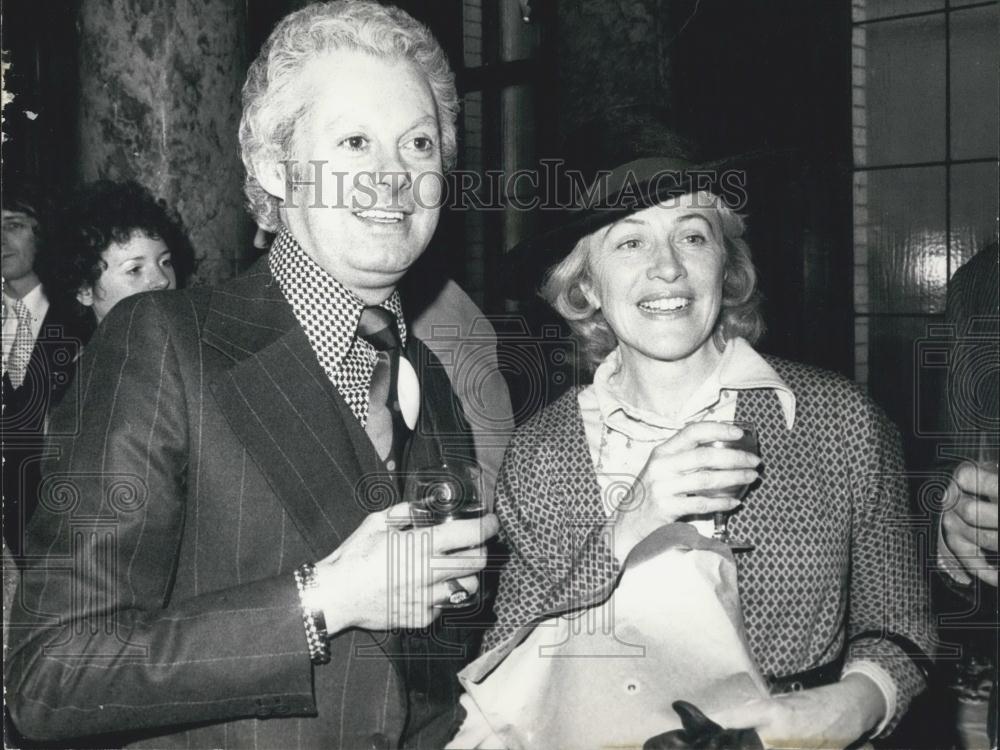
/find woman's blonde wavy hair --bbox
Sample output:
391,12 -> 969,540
541,193 -> 765,370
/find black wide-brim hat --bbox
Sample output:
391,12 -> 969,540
503,155 -> 743,299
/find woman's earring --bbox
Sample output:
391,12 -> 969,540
580,283 -> 601,311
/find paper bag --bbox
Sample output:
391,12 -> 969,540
451,524 -> 769,750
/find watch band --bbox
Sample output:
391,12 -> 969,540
294,562 -> 331,665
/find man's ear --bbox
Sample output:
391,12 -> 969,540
254,157 -> 288,201
76,286 -> 94,308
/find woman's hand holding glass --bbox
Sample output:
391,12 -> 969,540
612,421 -> 761,562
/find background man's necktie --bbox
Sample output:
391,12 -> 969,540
7,298 -> 34,389
357,306 -> 419,470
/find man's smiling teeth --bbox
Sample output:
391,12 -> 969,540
354,209 -> 405,222
638,297 -> 690,312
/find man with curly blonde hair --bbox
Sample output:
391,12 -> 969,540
6,3 -> 511,748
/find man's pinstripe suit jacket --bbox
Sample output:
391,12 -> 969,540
6,257 -> 482,749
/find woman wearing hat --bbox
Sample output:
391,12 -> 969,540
478,157 -> 933,747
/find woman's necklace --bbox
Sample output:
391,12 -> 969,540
594,422 -> 648,473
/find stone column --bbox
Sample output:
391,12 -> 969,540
77,0 -> 251,283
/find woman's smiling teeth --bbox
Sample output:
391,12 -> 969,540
354,208 -> 405,223
638,296 -> 691,313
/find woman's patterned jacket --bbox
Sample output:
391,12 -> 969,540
474,356 -> 934,734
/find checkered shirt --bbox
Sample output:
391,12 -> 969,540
268,228 -> 407,426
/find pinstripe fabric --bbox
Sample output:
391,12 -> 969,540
474,357 -> 933,735
5,258 -> 484,749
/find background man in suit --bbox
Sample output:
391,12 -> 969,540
2,186 -> 90,563
937,242 -> 999,748
6,3 -> 503,748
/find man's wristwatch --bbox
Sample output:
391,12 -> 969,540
294,562 -> 331,664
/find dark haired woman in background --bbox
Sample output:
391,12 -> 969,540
39,180 -> 196,325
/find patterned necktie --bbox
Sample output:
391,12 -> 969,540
7,298 -> 34,389
357,306 -> 418,470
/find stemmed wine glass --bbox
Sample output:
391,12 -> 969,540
406,461 -> 485,608
704,420 -> 759,552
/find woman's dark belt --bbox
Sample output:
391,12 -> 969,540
766,632 -> 935,695
766,660 -> 842,695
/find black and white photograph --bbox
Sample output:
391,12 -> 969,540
1,1 -> 998,748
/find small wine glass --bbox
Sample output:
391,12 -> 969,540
704,420 -> 759,552
406,461 -> 485,608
